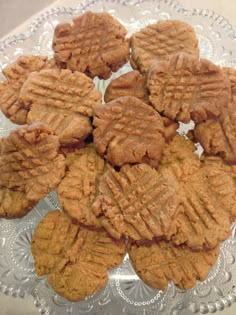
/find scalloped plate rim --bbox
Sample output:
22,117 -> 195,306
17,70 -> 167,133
0,0 -> 235,51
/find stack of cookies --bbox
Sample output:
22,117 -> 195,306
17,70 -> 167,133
0,10 -> 235,302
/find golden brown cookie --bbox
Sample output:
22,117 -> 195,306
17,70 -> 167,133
19,69 -> 101,146
0,55 -> 57,124
159,136 -> 236,249
223,67 -> 236,102
130,20 -> 199,74
93,96 -> 165,167
104,71 -> 148,103
0,124 -> 65,218
58,146 -> 106,227
193,103 -> 236,163
92,163 -> 183,240
128,240 -> 220,290
53,11 -> 129,79
31,210 -> 125,301
165,156 -> 236,250
148,53 -> 231,123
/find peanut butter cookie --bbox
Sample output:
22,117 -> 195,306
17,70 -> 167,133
148,53 -> 231,123
20,69 -> 101,146
128,240 -> 219,290
159,136 -> 236,249
0,55 -> 57,124
0,124 -> 65,218
92,163 -> 183,240
93,96 -> 165,167
58,146 -> 106,227
31,210 -> 125,301
53,11 -> 129,79
130,20 -> 199,74
160,144 -> 236,249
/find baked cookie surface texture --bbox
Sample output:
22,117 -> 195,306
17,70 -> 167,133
31,210 -> 126,301
0,124 -> 65,218
53,11 -> 129,79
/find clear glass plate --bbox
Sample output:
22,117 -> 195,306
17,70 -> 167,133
0,0 -> 236,314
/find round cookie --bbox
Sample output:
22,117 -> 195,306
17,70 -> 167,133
166,161 -> 234,250
19,69 -> 101,146
128,240 -> 220,290
31,210 -> 126,302
53,11 -> 129,79
0,124 -> 65,218
148,53 -> 231,123
130,20 -> 199,74
159,137 -> 236,250
58,146 -> 106,227
92,163 -> 183,240
93,96 -> 165,167
193,103 -> 236,163
0,55 -> 57,124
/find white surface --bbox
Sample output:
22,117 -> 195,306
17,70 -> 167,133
0,0 -> 235,314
